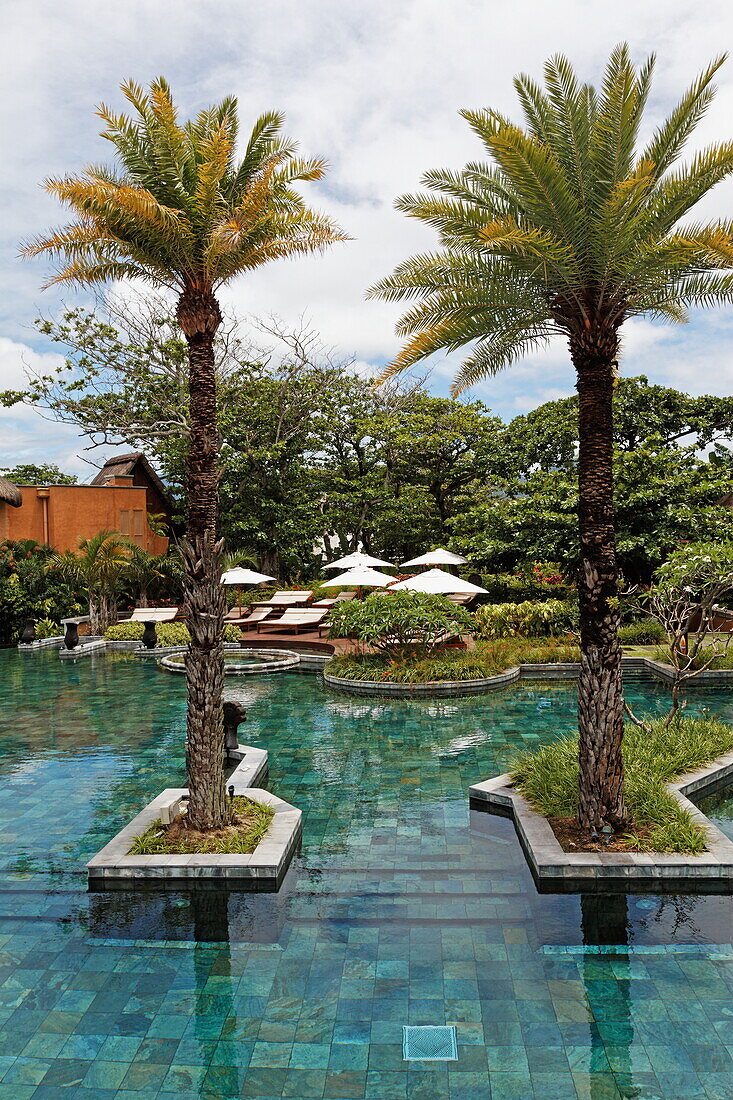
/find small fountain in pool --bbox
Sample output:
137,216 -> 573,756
158,647 -> 301,675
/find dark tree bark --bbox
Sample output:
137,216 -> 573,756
176,287 -> 230,831
570,327 -> 626,831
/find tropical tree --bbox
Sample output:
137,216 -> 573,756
55,531 -> 132,634
369,46 -> 733,834
26,79 -> 346,829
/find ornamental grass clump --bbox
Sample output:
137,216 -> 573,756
512,715 -> 733,853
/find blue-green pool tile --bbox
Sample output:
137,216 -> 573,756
0,1087 -> 36,1100
0,1057 -> 52,1085
145,1012 -> 188,1039
281,1067 -> 328,1097
19,1032 -> 67,1059
160,1061 -> 209,1091
365,1069 -> 408,1099
249,1040 -> 293,1068
486,1044 -> 529,1074
258,1020 -> 299,1043
200,1063 -> 243,1097
289,1041 -> 331,1068
80,1058 -> 129,1090
328,1042 -> 369,1071
486,1073 -> 533,1100
58,1033 -> 106,1060
96,1035 -> 142,1062
323,1068 -> 367,1098
119,1059 -> 169,1092
241,1067 -> 289,1095
37,1057 -> 92,1088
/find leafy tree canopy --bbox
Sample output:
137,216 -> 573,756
0,463 -> 78,486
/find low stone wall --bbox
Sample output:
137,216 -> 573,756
18,635 -> 65,651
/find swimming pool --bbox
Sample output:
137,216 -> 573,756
1,648 -> 733,1098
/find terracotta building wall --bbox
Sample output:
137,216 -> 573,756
4,485 -> 169,555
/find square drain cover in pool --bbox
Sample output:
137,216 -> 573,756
403,1025 -> 458,1061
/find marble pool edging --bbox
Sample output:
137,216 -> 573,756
469,748 -> 733,893
87,743 -> 303,889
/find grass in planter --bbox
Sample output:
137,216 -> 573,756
652,644 -> 733,671
326,637 -> 580,683
511,715 -> 733,853
130,796 -> 274,855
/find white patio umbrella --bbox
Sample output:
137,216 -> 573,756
221,567 -> 276,586
400,547 -> 469,568
391,568 -> 486,594
323,551 -> 396,571
321,566 -> 395,589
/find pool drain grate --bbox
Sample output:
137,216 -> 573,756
402,1025 -> 458,1061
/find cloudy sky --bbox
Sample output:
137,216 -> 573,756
2,0 -> 733,477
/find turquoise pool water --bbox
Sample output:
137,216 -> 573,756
1,649 -> 733,1098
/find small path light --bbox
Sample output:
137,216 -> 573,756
602,825 -> 614,845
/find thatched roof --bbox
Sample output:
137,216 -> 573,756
89,452 -> 170,505
0,476 -> 22,507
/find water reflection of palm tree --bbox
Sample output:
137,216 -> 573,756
580,894 -> 633,1097
189,890 -> 240,1097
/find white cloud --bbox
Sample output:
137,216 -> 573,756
3,0 -> 733,458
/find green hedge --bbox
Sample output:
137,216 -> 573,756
104,621 -> 242,645
474,599 -> 576,638
618,618 -> 666,646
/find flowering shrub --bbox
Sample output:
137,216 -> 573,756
479,562 -> 573,604
327,590 -> 476,653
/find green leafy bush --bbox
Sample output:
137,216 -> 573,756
479,563 -> 573,603
618,618 -> 666,646
474,599 -> 575,638
104,621 -> 241,645
325,637 -> 580,683
512,715 -> 733,853
34,618 -> 62,639
327,590 -> 475,653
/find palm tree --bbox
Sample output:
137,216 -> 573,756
369,46 -> 733,834
27,79 -> 346,829
55,531 -> 132,634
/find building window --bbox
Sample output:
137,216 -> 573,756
119,509 -> 130,535
132,509 -> 144,543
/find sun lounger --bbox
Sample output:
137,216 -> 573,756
256,609 -> 330,635
253,590 -> 314,608
226,609 -> 273,631
334,590 -> 357,601
123,606 -> 179,622
312,598 -> 337,608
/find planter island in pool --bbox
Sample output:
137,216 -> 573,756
87,744 -> 302,889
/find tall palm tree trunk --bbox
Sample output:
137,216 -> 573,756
571,328 -> 626,831
177,288 -> 229,831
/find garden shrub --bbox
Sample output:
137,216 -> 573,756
618,618 -> 666,646
325,637 -> 580,683
474,599 -> 575,638
479,562 -> 573,604
327,590 -> 475,653
104,621 -> 241,645
34,618 -> 62,639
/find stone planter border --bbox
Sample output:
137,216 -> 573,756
86,744 -> 302,888
469,749 -> 733,893
324,654 -> 733,696
158,646 -> 301,675
18,635 -> 65,651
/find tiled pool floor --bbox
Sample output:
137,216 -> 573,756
1,649 -> 733,1098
